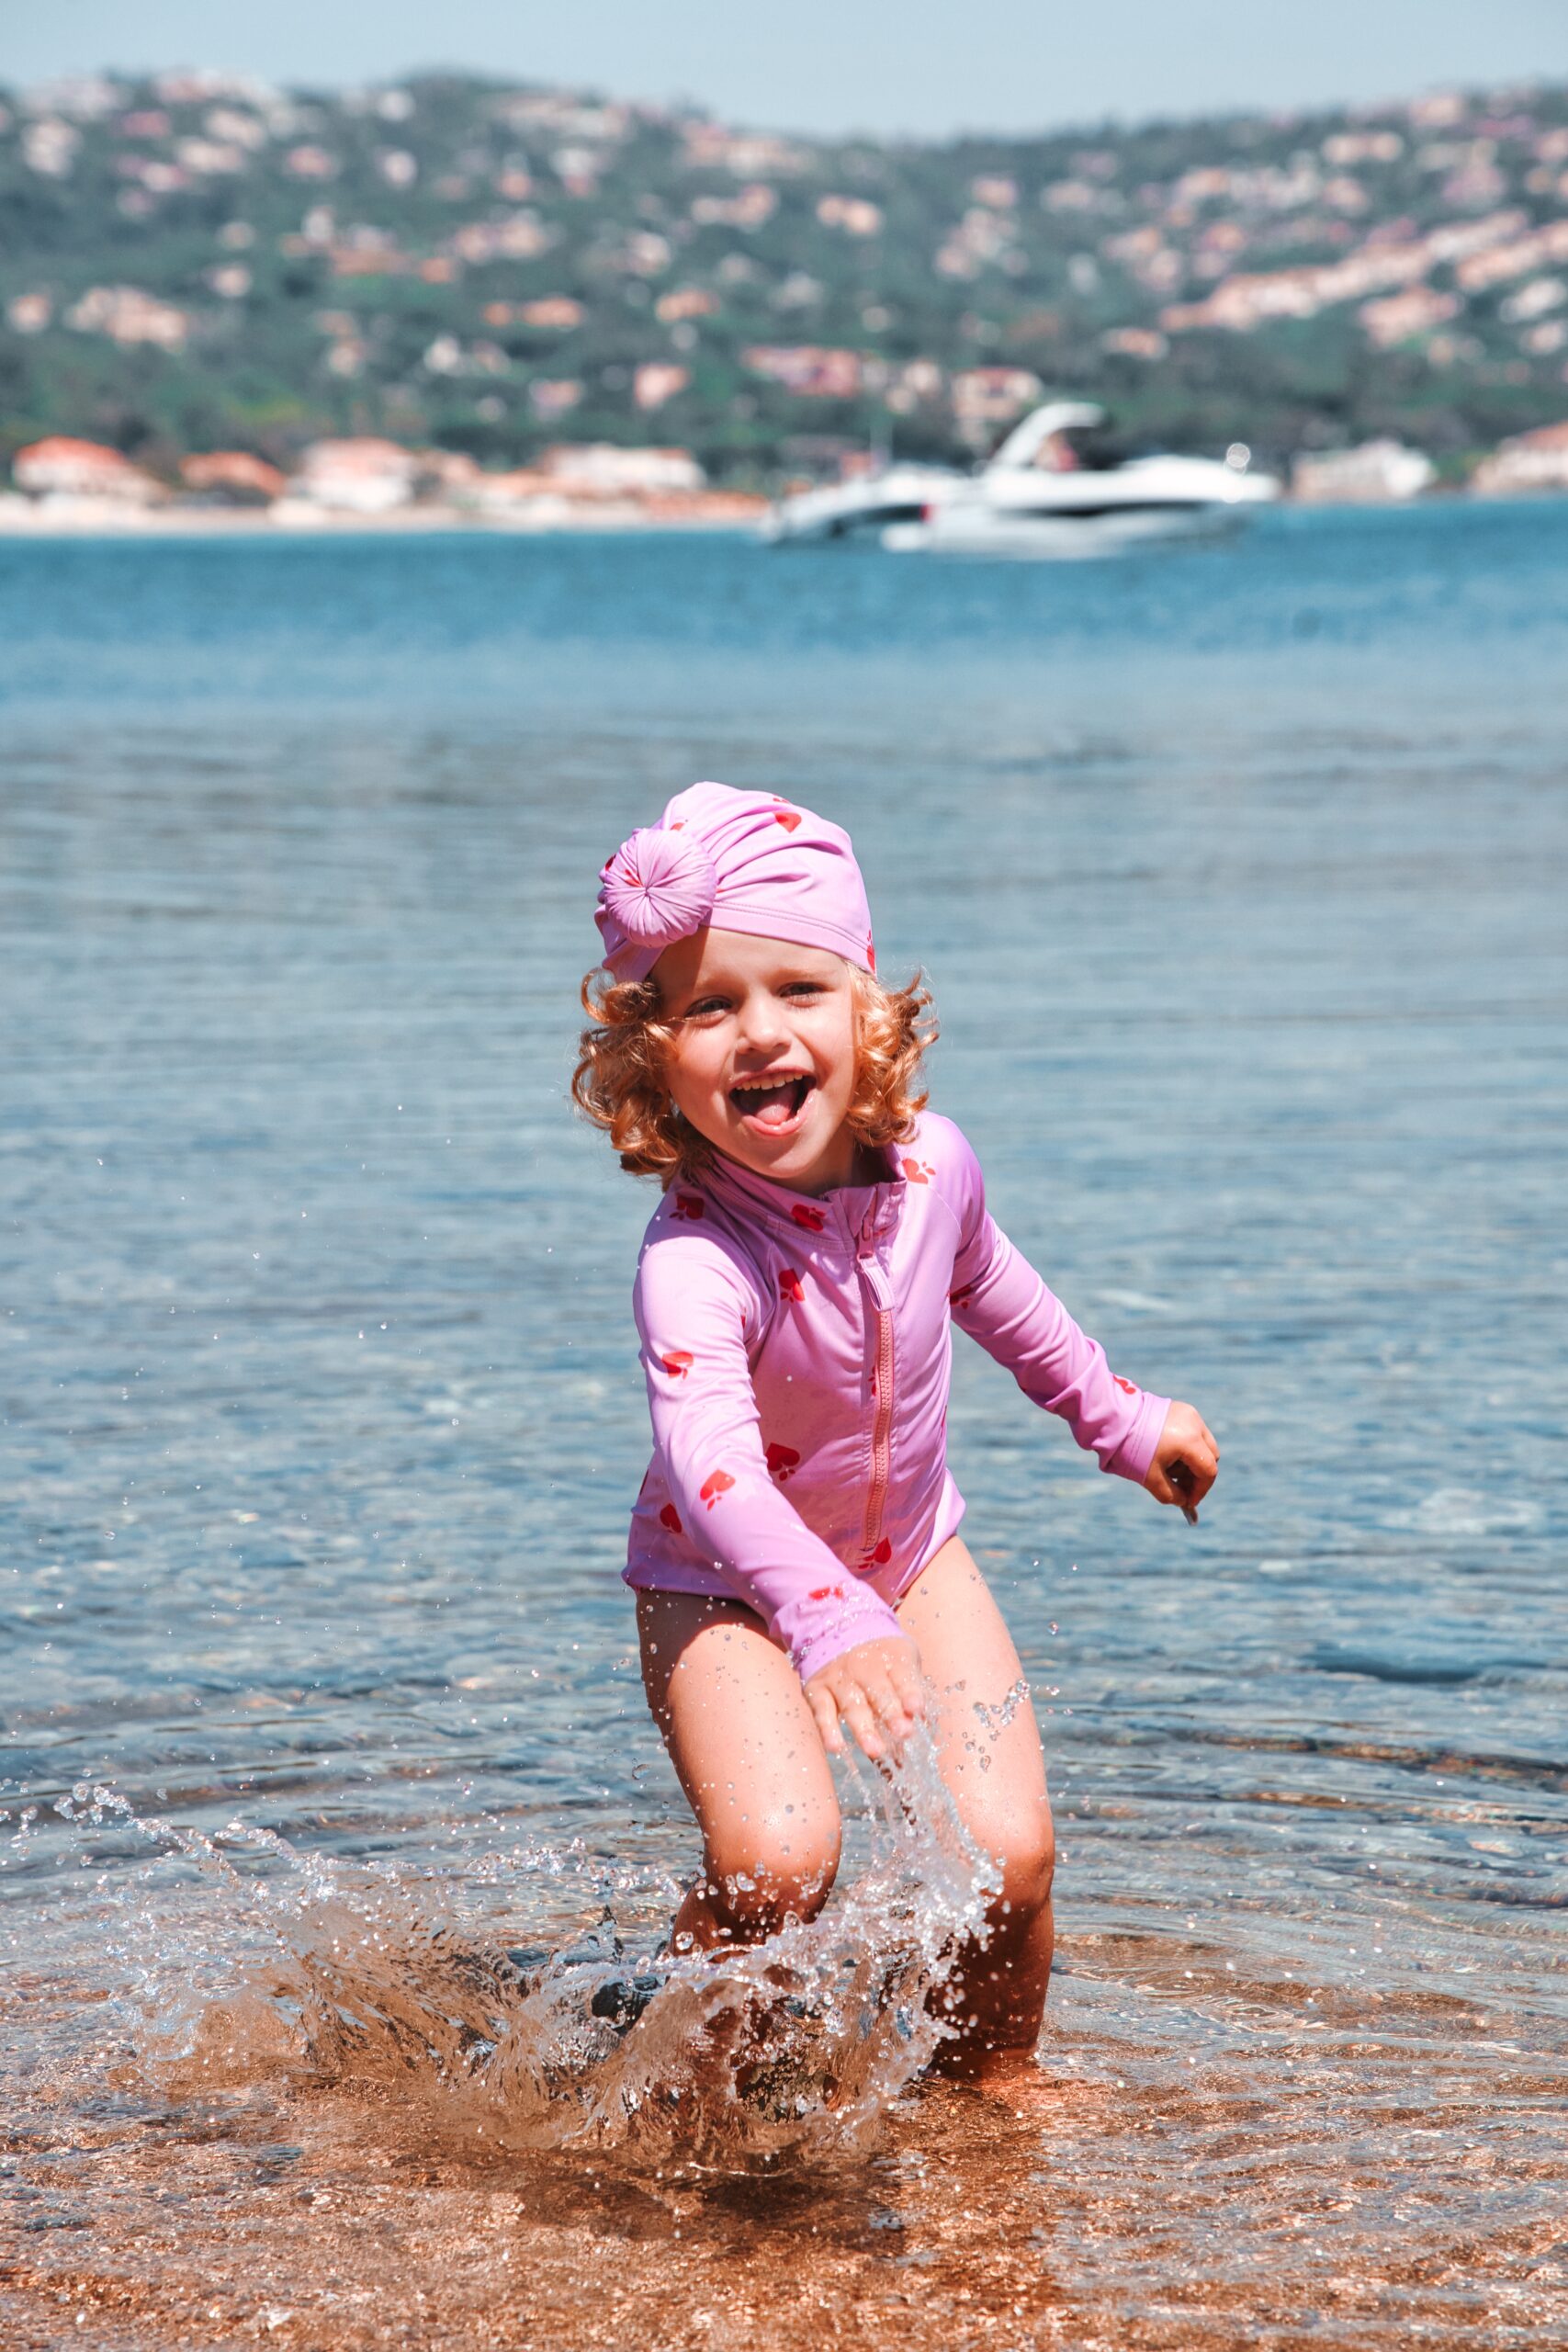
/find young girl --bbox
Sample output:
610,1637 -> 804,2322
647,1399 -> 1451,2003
574,782 -> 1218,2074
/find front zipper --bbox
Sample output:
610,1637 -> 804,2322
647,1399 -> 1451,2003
857,1213 -> 895,1557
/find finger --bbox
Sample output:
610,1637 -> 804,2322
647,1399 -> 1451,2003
1160,1459 -> 1200,1521
807,1685 -> 844,1756
1182,1438 -> 1219,1498
887,1655 -> 927,1723
839,1688 -> 886,1762
864,1665 -> 917,1736
863,1674 -> 913,1765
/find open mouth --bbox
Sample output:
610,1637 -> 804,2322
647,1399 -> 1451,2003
728,1072 -> 815,1133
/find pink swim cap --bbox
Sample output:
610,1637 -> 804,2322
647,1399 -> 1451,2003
594,782 -> 875,984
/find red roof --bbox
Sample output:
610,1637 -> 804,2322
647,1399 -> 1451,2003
180,451 -> 287,495
15,435 -> 135,469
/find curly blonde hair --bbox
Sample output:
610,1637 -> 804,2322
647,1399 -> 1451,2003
572,959 -> 936,1182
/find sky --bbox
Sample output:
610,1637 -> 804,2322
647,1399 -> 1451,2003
5,0 -> 1566,139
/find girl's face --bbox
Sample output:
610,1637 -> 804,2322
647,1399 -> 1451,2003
653,928 -> 863,1194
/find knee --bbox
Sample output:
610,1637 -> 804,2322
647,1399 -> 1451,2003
975,1808 -> 1055,1923
708,1809 -> 840,1939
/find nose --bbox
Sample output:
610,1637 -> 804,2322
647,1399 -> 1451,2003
734,985 -> 788,1057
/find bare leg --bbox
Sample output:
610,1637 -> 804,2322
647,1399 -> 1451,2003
637,1589 -> 842,1952
896,1536 -> 1055,2075
637,1550 -> 1055,2074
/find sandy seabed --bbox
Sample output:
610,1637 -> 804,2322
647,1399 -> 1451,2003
5,1936 -> 1563,2352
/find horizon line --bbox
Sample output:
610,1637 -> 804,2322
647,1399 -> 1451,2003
6,60 -> 1562,151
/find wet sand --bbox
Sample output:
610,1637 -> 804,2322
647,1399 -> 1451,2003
6,1941 -> 1564,2352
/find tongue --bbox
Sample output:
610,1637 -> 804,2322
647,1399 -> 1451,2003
748,1086 -> 795,1130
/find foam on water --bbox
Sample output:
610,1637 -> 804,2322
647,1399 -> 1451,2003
29,1730 -> 999,2174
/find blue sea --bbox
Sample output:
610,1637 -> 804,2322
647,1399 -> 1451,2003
2,504 -> 1565,2349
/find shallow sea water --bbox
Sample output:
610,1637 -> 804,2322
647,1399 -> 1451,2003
2,505 -> 1566,2348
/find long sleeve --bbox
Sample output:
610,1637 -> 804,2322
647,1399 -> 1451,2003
943,1131 -> 1168,1484
634,1229 -> 904,1681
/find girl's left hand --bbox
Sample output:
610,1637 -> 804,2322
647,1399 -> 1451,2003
1145,1401 -> 1220,1515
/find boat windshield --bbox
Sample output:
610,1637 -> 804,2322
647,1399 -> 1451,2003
1032,425 -> 1125,474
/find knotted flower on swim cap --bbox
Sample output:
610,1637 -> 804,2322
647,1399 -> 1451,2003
597,825 -> 717,956
593,782 -> 875,985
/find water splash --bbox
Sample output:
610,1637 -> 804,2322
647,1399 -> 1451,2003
46,1729 -> 999,2173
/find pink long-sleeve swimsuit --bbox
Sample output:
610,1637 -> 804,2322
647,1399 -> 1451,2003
625,1112 -> 1168,1682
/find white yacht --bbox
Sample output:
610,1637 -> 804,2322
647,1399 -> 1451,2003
759,456 -> 969,543
766,402 -> 1280,555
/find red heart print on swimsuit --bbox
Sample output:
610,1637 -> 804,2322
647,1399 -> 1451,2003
949,1281 -> 976,1309
671,1193 -> 705,1222
901,1158 -> 933,1185
765,1442 -> 801,1482
861,1536 -> 893,1568
699,1470 -> 735,1510
791,1203 -> 826,1232
660,1350 -> 694,1378
659,1502 -> 682,1534
1112,1374 -> 1138,1396
779,1268 -> 806,1304
809,1584 -> 846,1603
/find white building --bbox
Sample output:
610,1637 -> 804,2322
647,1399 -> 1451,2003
1292,440 -> 1436,504
288,437 -> 418,513
535,444 -> 705,493
64,284 -> 189,351
1471,420 -> 1568,495
12,437 -> 162,503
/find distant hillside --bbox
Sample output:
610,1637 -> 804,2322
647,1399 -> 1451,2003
3,68 -> 1567,481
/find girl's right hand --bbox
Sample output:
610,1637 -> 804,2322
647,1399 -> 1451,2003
804,1634 -> 925,1762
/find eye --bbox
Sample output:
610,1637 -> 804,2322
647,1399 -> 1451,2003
781,981 -> 826,1001
680,995 -> 730,1021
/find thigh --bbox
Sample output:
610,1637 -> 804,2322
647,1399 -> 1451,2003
895,1537 -> 1053,1892
637,1589 -> 841,1887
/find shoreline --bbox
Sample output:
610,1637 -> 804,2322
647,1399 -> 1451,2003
0,489 -> 1556,543
0,503 -> 767,540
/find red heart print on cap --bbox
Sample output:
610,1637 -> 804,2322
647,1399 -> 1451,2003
660,1350 -> 694,1378
671,1193 -> 705,1222
791,1203 -> 826,1232
765,1442 -> 801,1482
659,1502 -> 682,1534
699,1470 -> 735,1510
779,1268 -> 806,1304
772,802 -> 802,832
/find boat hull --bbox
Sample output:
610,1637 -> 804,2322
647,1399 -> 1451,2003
761,468 -> 965,544
882,503 -> 1249,557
